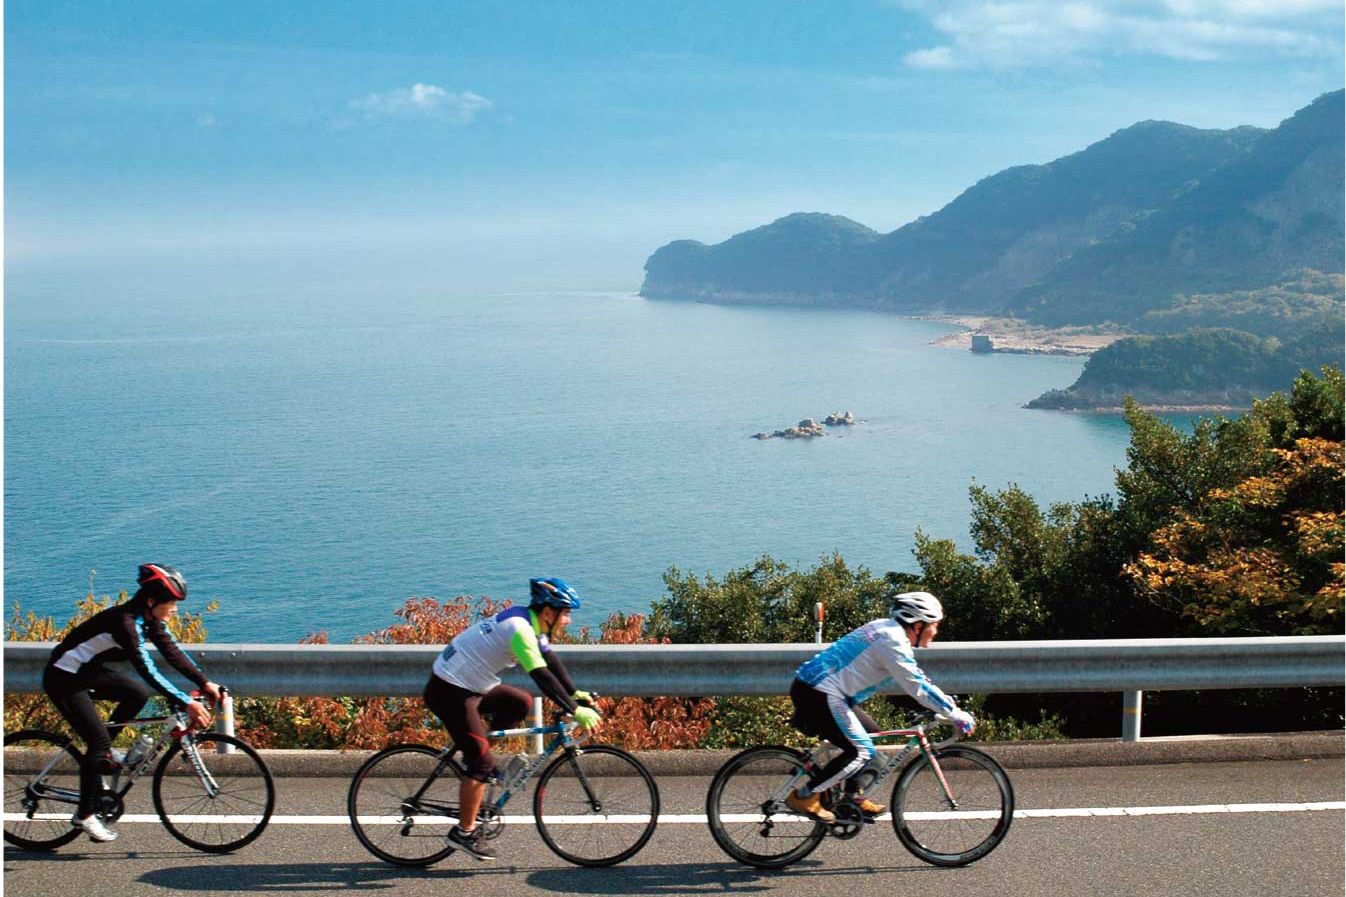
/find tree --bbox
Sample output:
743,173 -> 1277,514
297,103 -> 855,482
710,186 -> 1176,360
647,554 -> 895,644
1126,436 -> 1344,635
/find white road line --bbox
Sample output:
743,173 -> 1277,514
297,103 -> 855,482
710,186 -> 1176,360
7,801 -> 1343,825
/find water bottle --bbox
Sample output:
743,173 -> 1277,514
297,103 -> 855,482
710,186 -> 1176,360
125,733 -> 154,768
502,753 -> 529,789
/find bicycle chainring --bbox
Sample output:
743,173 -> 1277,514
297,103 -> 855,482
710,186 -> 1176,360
476,805 -> 505,841
827,800 -> 864,840
97,791 -> 125,823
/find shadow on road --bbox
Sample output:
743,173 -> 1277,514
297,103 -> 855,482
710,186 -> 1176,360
137,860 -> 526,891
120,858 -> 945,893
525,860 -> 943,893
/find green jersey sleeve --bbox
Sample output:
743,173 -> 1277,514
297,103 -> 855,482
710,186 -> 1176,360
508,621 -> 548,673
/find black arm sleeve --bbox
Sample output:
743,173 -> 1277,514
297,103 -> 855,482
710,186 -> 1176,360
115,615 -> 199,708
143,617 -> 209,688
528,667 -> 579,714
544,651 -> 578,696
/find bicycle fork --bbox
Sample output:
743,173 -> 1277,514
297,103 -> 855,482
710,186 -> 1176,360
563,749 -> 604,813
178,738 -> 222,798
916,734 -> 960,811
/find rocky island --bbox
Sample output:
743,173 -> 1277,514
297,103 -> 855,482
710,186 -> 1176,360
753,412 -> 858,439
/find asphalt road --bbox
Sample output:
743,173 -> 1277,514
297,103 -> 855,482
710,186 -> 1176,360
5,759 -> 1343,897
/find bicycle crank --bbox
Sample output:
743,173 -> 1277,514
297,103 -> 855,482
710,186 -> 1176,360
96,791 -> 126,823
827,801 -> 865,840
476,805 -> 505,841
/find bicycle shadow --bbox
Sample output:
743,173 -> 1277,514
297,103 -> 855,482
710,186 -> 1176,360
135,860 -> 531,891
524,860 -> 945,894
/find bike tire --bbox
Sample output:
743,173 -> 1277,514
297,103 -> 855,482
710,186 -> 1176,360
3,730 -> 85,851
533,744 -> 660,867
347,744 -> 462,867
152,732 -> 276,853
705,745 -> 826,869
891,744 -> 1014,867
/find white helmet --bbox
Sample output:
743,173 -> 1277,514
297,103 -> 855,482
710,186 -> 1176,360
892,591 -> 944,625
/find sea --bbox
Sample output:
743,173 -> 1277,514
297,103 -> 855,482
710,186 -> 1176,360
4,281 -> 1193,643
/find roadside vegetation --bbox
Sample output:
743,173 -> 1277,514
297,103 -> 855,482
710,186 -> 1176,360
7,367 -> 1341,747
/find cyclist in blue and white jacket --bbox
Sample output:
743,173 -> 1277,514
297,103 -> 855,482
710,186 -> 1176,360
786,591 -> 974,823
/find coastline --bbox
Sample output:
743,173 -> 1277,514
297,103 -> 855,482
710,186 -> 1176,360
910,314 -> 1127,356
1039,404 -> 1247,415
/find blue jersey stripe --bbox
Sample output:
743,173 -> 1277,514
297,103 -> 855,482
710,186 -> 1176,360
137,620 -> 193,705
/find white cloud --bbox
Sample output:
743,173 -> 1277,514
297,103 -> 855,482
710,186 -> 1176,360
345,83 -> 493,124
896,0 -> 1342,69
196,113 -> 218,129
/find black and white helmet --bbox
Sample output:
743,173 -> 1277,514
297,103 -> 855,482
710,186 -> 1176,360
892,591 -> 944,625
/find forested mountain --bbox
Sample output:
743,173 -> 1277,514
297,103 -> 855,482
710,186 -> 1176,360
643,119 -> 1265,310
1013,90 -> 1345,325
642,91 -> 1344,408
642,91 -> 1342,322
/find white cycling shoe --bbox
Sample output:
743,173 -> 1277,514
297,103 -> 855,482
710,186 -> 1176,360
71,814 -> 119,843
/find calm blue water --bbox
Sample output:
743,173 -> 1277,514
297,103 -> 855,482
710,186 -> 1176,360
5,281 -> 1171,642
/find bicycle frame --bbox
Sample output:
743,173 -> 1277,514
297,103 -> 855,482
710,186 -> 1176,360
772,719 -> 963,811
406,718 -> 588,818
25,710 -> 219,813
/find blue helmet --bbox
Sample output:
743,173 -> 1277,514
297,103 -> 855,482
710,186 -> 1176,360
529,577 -> 581,610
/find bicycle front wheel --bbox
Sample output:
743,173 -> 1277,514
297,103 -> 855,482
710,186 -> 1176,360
347,744 -> 462,867
3,730 -> 84,851
153,733 -> 275,853
533,745 -> 659,867
891,744 -> 1014,866
706,746 -> 826,869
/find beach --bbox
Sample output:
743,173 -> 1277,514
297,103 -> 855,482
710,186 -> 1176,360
917,315 -> 1128,356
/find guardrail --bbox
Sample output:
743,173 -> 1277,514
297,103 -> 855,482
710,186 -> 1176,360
6,637 -> 1343,740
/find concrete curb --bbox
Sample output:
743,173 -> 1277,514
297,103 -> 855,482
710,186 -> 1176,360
255,730 -> 1343,777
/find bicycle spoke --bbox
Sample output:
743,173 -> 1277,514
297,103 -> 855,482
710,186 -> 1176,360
534,746 -> 659,867
4,731 -> 85,851
706,746 -> 825,869
153,734 -> 275,853
347,745 -> 461,866
892,746 -> 1013,866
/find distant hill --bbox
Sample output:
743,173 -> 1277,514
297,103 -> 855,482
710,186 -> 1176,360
1026,324 -> 1343,410
641,90 -> 1343,326
641,91 -> 1344,409
643,213 -> 880,306
1013,90 -> 1345,326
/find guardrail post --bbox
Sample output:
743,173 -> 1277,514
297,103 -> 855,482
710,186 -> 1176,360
531,696 -> 544,753
215,691 -> 236,753
1122,690 -> 1143,742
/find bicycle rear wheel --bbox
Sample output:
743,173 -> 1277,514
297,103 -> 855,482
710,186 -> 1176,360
347,744 -> 462,866
3,730 -> 84,851
706,746 -> 826,869
891,744 -> 1014,866
153,733 -> 275,853
533,745 -> 660,867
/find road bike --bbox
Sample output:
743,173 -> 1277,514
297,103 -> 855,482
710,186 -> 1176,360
348,714 -> 660,867
706,710 -> 1013,868
4,689 -> 275,853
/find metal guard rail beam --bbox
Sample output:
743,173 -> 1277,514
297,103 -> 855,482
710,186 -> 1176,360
4,637 -> 1343,698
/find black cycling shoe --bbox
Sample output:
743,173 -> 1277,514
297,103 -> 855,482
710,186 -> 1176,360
448,825 -> 497,861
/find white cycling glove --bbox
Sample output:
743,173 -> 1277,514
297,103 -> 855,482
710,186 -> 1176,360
948,709 -> 976,735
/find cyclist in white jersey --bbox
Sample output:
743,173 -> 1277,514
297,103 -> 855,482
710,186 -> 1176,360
785,591 -> 974,823
424,577 -> 601,861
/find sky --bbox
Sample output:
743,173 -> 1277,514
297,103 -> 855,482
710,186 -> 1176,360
5,0 -> 1344,292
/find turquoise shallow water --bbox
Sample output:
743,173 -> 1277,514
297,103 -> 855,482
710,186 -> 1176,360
6,283 -> 1164,642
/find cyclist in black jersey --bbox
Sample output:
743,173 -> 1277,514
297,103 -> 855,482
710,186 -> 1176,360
43,564 -> 221,843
